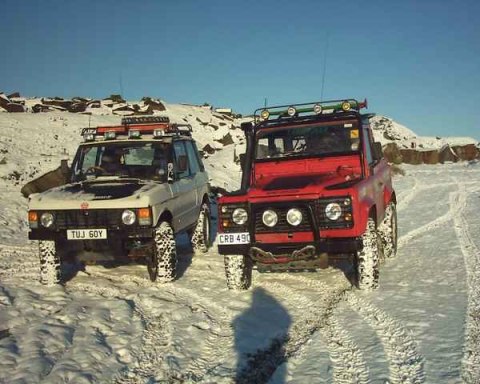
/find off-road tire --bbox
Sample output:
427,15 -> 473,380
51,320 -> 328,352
153,221 -> 177,283
39,240 -> 61,285
356,218 -> 382,290
191,203 -> 211,255
379,202 -> 398,259
224,255 -> 252,290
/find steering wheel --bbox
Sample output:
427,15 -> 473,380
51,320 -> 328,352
85,166 -> 106,175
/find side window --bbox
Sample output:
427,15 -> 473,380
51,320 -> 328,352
79,146 -> 100,174
185,141 -> 201,175
191,141 -> 205,171
173,141 -> 190,179
364,129 -> 374,165
83,147 -> 98,171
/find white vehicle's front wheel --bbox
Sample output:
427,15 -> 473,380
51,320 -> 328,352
356,218 -> 382,290
151,221 -> 177,283
39,240 -> 61,285
191,203 -> 211,255
224,255 -> 252,290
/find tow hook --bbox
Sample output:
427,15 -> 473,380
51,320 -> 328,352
250,245 -> 317,263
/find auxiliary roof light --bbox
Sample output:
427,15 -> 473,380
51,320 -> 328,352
153,129 -> 165,138
287,106 -> 297,117
313,103 -> 323,114
260,109 -> 270,121
83,133 -> 95,142
104,131 -> 116,140
128,130 -> 141,139
341,101 -> 351,111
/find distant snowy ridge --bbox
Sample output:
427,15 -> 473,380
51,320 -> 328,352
370,115 -> 477,150
1,94 -> 478,192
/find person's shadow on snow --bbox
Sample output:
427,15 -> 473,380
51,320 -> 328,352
233,287 -> 291,384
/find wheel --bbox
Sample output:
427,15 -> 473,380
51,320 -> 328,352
191,203 -> 211,255
224,255 -> 252,290
356,218 -> 382,290
39,240 -> 61,285
379,202 -> 398,259
151,221 -> 177,283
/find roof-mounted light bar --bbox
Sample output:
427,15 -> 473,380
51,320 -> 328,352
256,98 -> 368,121
80,117 -> 193,141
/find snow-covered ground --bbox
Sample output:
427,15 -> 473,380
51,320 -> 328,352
1,106 -> 479,383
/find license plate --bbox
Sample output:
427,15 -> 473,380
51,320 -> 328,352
66,229 -> 107,240
218,232 -> 250,245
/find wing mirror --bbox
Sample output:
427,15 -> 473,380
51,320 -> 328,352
373,142 -> 383,161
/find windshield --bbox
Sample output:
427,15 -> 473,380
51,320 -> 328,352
72,142 -> 170,182
255,121 -> 360,160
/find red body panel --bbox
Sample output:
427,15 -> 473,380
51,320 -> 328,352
217,112 -> 395,262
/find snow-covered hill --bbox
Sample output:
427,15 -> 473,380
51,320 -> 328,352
370,115 -> 477,150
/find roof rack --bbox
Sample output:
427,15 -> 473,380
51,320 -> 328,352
254,98 -> 367,122
121,115 -> 169,125
80,116 -> 193,142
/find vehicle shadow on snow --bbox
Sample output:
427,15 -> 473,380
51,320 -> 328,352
233,287 -> 291,384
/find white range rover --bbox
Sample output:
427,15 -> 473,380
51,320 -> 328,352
27,116 -> 211,284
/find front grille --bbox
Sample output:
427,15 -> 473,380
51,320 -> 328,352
254,204 -> 313,233
53,209 -> 123,229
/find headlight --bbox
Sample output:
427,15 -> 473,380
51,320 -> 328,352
232,208 -> 248,225
262,209 -> 278,227
122,209 -> 136,225
40,212 -> 54,228
287,106 -> 296,116
325,203 -> 342,221
286,208 -> 303,226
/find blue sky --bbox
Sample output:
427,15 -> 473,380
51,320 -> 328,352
1,0 -> 479,140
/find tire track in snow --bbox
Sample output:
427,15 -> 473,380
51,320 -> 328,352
397,204 -> 453,249
449,183 -> 480,384
0,245 -> 39,281
0,285 -> 79,384
79,268 -> 239,383
397,177 -> 420,212
345,292 -> 425,384
233,276 -> 369,384
68,280 -> 180,383
277,273 -> 424,383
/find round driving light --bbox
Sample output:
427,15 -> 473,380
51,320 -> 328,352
325,203 -> 342,221
287,106 -> 296,116
221,206 -> 228,214
286,208 -> 303,226
260,109 -> 270,120
232,208 -> 248,225
313,103 -> 323,114
40,212 -> 54,228
122,209 -> 136,225
262,209 -> 278,227
341,101 -> 351,111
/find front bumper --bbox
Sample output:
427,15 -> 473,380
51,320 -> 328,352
28,227 -> 154,241
218,237 -> 363,260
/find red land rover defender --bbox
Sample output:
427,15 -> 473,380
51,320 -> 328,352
217,99 -> 397,290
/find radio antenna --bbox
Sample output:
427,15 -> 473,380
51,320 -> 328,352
320,32 -> 330,101
119,72 -> 124,99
